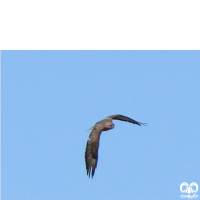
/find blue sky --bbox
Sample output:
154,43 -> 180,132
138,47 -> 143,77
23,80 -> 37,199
2,51 -> 200,200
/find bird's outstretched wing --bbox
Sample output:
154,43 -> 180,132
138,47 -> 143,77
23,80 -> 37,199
85,128 -> 101,178
109,114 -> 147,126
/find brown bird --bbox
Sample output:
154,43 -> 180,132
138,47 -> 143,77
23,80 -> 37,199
85,114 -> 146,178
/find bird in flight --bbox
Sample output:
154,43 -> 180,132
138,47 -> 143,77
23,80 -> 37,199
85,114 -> 146,178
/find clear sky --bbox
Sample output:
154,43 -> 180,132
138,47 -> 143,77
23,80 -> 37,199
2,51 -> 200,200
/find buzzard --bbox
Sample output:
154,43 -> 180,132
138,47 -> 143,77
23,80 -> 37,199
85,114 -> 146,178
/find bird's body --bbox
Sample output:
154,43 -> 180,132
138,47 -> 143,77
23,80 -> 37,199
85,114 -> 146,178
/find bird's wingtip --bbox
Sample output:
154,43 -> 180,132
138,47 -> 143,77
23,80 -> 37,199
140,122 -> 147,126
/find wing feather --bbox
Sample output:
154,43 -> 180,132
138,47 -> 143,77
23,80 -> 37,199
85,128 -> 102,178
109,114 -> 147,126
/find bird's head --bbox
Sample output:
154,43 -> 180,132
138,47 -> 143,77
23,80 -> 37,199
103,122 -> 114,131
